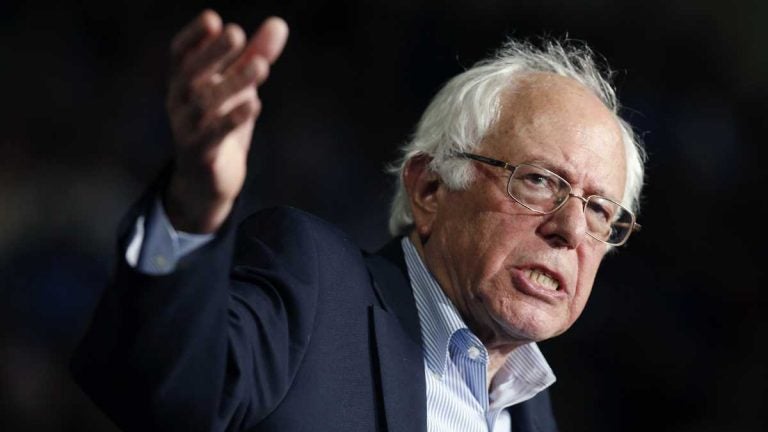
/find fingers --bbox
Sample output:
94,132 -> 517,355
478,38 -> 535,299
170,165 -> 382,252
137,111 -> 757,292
171,57 -> 260,134
167,19 -> 250,123
170,10 -> 222,69
168,11 -> 247,107
171,93 -> 259,156
199,97 -> 262,147
167,11 -> 289,149
207,17 -> 287,93
169,13 -> 288,95
246,17 -> 290,66
204,58 -> 262,111
180,24 -> 246,84
211,55 -> 260,101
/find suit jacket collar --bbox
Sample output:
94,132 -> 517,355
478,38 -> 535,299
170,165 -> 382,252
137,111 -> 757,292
365,238 -> 427,432
366,237 -> 422,343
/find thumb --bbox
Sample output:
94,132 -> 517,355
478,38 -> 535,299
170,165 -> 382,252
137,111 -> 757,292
248,17 -> 289,65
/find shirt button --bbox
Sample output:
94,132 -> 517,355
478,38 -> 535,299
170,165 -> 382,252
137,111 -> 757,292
467,346 -> 481,360
154,255 -> 168,270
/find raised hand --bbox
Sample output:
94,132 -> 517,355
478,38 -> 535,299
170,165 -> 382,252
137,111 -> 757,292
163,10 -> 288,233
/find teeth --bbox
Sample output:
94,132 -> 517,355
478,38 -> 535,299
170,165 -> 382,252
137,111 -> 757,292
524,269 -> 559,291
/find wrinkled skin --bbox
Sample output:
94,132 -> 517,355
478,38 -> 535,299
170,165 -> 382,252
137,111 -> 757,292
163,10 -> 289,233
405,73 -> 627,366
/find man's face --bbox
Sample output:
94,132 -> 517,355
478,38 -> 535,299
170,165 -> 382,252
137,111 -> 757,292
418,73 -> 627,348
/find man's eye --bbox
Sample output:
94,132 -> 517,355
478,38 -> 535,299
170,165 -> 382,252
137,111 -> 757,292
587,201 -> 612,222
523,173 -> 553,189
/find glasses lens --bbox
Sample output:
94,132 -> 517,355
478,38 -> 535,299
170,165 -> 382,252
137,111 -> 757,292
507,164 -> 570,212
584,196 -> 634,245
505,162 -> 636,246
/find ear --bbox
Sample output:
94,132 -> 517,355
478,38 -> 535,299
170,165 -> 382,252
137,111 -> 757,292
403,154 -> 443,241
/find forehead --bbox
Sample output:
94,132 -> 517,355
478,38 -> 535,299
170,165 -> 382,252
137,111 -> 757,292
480,73 -> 626,199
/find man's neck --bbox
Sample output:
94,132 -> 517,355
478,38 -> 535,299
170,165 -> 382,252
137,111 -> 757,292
487,345 -> 517,389
408,231 -> 521,389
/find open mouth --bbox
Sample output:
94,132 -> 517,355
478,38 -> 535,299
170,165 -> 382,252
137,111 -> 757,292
522,268 -> 560,291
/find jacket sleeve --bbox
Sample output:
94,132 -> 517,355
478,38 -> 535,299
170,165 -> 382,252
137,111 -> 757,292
71,188 -> 332,431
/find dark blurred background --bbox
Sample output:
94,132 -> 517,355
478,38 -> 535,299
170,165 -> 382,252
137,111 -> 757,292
1,0 -> 766,431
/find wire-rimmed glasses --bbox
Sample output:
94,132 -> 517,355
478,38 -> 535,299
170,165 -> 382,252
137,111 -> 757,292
459,152 -> 640,246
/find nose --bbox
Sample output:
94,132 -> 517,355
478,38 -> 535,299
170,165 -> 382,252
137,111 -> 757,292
537,194 -> 589,249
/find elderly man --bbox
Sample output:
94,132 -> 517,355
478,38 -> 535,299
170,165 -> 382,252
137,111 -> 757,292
73,9 -> 644,432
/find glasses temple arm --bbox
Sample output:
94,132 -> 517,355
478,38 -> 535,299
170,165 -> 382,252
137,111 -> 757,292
458,153 -> 512,170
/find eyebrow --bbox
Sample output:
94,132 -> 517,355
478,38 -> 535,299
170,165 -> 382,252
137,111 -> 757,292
525,158 -> 612,198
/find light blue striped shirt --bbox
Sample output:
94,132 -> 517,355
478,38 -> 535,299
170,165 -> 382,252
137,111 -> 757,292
401,237 -> 556,432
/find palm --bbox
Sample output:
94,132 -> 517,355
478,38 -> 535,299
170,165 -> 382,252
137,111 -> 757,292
210,112 -> 254,201
164,11 -> 288,233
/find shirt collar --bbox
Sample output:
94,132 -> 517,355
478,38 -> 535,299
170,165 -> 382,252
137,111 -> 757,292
401,237 -> 556,403
402,237 -> 466,376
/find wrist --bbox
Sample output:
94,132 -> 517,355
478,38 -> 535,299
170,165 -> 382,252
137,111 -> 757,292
164,173 -> 234,234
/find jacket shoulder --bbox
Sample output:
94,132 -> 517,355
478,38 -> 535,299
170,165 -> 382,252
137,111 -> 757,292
235,206 -> 364,272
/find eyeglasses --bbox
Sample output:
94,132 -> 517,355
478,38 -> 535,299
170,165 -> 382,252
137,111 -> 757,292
458,152 -> 640,246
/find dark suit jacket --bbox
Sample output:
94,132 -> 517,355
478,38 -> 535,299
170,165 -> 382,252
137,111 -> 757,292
72,202 -> 559,432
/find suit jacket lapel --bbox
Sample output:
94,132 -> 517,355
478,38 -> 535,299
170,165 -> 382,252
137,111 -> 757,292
365,239 -> 427,432
508,390 -> 560,432
365,240 -> 558,432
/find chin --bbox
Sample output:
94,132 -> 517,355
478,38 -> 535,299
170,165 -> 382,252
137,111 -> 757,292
469,282 -> 575,346
488,306 -> 569,345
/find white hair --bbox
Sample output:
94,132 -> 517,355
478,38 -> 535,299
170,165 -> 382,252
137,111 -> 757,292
388,39 -> 646,236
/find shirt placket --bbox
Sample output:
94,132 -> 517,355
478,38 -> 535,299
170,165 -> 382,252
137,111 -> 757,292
450,329 -> 495,430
